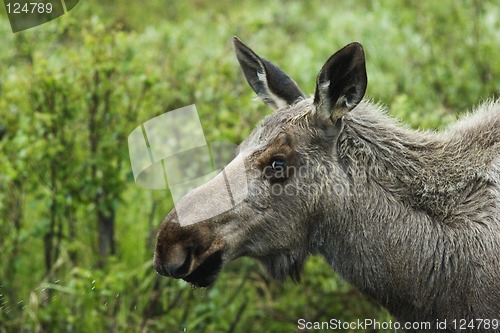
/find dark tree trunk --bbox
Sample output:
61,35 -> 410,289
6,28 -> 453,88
97,207 -> 116,260
67,207 -> 77,263
3,180 -> 24,303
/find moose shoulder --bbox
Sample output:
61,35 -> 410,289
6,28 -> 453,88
153,37 -> 500,332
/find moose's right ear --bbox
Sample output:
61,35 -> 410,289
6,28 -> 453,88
314,42 -> 367,122
233,37 -> 306,111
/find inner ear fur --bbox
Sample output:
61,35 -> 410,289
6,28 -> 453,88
314,42 -> 367,122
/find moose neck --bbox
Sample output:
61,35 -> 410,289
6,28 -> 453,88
312,102 -> 471,321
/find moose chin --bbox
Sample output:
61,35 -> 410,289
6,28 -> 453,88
153,37 -> 500,332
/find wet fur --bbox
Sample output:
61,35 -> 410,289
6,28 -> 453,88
241,98 -> 500,330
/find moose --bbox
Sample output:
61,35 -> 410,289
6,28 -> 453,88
153,37 -> 500,332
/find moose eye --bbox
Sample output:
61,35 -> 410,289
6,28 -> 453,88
270,157 -> 286,171
263,156 -> 291,183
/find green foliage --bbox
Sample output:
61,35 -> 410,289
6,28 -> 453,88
1,0 -> 499,332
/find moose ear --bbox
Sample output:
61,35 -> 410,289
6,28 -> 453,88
233,36 -> 306,111
314,42 -> 367,121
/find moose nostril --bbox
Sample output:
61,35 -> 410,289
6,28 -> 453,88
154,246 -> 192,278
164,262 -> 185,277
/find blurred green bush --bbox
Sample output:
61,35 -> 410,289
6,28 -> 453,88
0,0 -> 499,332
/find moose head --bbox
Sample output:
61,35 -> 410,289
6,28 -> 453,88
153,37 -> 367,287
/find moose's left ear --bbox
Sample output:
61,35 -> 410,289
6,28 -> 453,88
314,42 -> 367,122
233,36 -> 306,111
